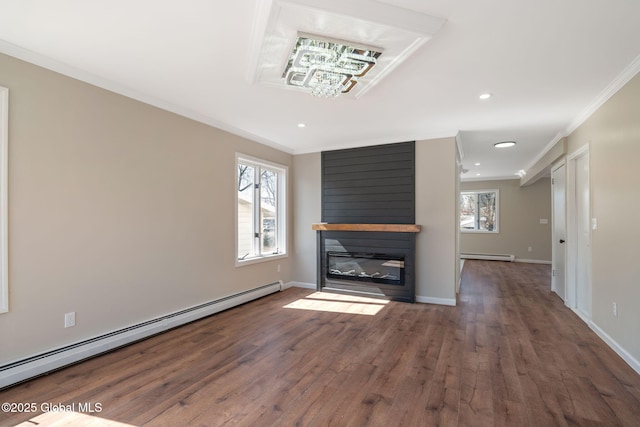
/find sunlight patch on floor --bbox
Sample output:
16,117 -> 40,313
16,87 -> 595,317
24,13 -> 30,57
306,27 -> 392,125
283,291 -> 388,315
15,411 -> 137,427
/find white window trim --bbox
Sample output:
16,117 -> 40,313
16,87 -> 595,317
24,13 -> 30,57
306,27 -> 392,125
0,87 -> 8,313
235,153 -> 287,267
460,189 -> 499,234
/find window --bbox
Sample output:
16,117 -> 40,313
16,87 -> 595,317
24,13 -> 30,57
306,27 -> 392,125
0,87 -> 8,313
236,154 -> 287,264
460,189 -> 498,232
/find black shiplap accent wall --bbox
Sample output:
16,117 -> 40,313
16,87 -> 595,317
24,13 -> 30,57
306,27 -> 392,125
318,141 -> 417,302
322,141 -> 415,224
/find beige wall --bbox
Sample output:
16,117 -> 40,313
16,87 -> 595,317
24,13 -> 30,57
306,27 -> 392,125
292,138 -> 459,303
415,138 -> 458,302
460,178 -> 552,262
566,71 -> 640,364
292,153 -> 321,285
0,53 -> 293,363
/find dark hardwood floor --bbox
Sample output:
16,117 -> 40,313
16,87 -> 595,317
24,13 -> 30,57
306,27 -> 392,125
1,260 -> 640,426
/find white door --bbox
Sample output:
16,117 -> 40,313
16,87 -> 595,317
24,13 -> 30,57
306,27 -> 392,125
575,153 -> 591,319
566,148 -> 591,322
551,163 -> 566,301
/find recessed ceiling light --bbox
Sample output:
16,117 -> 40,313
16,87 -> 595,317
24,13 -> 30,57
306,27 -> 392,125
494,141 -> 516,148
479,93 -> 492,100
476,173 -> 481,176
297,123 -> 306,128
474,162 -> 481,166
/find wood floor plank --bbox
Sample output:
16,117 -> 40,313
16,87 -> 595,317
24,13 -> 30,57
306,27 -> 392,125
2,260 -> 640,426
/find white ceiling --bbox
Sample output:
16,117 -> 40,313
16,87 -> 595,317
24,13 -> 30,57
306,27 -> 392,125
1,0 -> 640,180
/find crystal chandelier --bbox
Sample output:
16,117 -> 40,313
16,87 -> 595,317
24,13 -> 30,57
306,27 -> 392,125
282,33 -> 382,98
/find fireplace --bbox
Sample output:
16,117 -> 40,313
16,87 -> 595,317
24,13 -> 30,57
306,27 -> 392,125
316,141 -> 418,302
313,224 -> 419,302
327,252 -> 404,286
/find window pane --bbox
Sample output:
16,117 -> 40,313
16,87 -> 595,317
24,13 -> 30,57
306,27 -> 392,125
460,190 -> 498,232
237,163 -> 255,259
261,169 -> 277,254
236,155 -> 287,264
478,192 -> 496,231
460,193 -> 477,230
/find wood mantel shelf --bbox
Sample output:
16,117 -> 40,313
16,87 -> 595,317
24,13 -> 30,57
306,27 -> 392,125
311,223 -> 421,233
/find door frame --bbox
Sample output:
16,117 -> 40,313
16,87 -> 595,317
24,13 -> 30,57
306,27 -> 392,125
565,145 -> 591,322
551,160 -> 566,302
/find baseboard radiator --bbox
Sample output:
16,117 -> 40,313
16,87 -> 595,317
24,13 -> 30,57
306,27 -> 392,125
0,281 -> 283,390
460,253 -> 515,262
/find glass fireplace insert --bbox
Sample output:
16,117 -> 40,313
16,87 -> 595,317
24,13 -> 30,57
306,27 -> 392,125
326,251 -> 405,286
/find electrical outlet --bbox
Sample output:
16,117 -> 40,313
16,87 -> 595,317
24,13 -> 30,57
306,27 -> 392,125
277,264 -> 281,272
613,302 -> 618,317
64,312 -> 76,328
527,246 -> 532,252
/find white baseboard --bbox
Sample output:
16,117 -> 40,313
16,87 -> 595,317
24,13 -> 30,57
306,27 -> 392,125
416,296 -> 457,306
0,281 -> 283,389
284,281 -> 316,290
590,322 -> 640,375
461,253 -> 514,262
571,307 -> 591,325
515,258 -> 552,264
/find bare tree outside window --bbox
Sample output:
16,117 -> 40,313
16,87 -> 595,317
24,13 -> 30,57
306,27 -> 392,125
238,164 -> 253,193
260,169 -> 277,253
460,190 -> 498,232
237,163 -> 255,260
260,169 -> 276,207
237,157 -> 286,262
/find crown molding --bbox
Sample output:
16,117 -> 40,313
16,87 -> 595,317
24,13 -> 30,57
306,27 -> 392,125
0,39 -> 294,155
523,131 -> 564,173
533,53 -> 640,176
566,53 -> 640,136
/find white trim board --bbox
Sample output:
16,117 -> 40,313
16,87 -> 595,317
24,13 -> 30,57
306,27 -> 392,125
0,87 -> 7,314
515,259 -> 552,265
0,40 -> 293,155
566,53 -> 640,136
590,322 -> 640,376
283,281 -> 316,290
0,282 -> 283,389
534,53 -> 640,176
523,132 -> 565,174
461,253 -> 514,262
416,296 -> 457,306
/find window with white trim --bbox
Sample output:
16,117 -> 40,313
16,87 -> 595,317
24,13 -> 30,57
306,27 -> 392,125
236,154 -> 287,264
0,87 -> 8,313
460,189 -> 499,233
